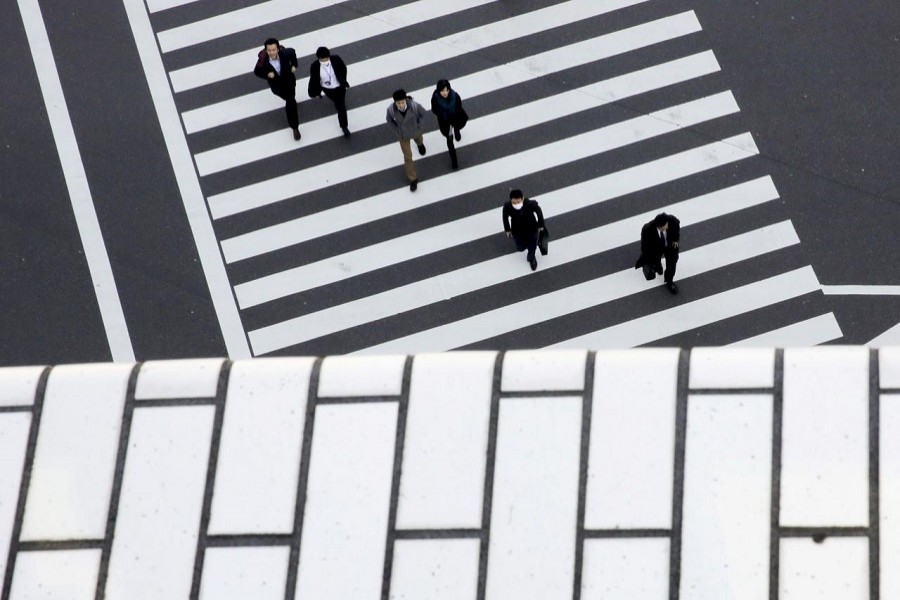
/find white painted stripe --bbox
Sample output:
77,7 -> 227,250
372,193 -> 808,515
486,396 -> 581,598
199,547 -> 290,600
780,538 -> 868,598
180,0 -> 674,131
350,215 -> 795,357
0,413 -> 30,581
18,0 -> 134,362
780,347 -> 869,526
158,0 -> 354,53
396,353 -> 494,529
881,395 -> 900,599
727,313 -> 843,347
10,550 -> 101,599
0,366 -> 43,407
586,349 -> 678,529
296,403 -> 397,598
147,0 -> 200,12
20,364 -> 131,541
209,47 -> 720,224
208,359 -> 313,535
170,0 -> 498,88
122,0 -> 250,358
821,285 -> 900,295
248,165 -> 772,355
581,539 -> 670,599
224,96 -> 748,265
680,394 -> 772,599
391,539 -> 480,600
549,267 -> 821,350
105,406 -> 215,599
870,322 -> 900,347
196,23 -> 712,176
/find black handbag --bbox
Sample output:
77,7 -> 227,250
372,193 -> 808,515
538,228 -> 550,256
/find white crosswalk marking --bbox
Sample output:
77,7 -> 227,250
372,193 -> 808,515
132,0 -> 833,358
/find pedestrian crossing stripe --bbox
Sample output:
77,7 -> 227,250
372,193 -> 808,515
132,0 -> 838,356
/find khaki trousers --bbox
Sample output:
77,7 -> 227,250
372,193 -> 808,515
398,134 -> 424,181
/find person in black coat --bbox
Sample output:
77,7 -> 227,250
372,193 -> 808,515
502,189 -> 545,271
635,212 -> 680,294
253,38 -> 301,140
430,79 -> 468,170
308,46 -> 351,137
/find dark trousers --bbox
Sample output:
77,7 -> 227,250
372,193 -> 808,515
642,246 -> 679,283
444,134 -> 458,167
272,86 -> 299,130
513,231 -> 538,261
322,86 -> 348,128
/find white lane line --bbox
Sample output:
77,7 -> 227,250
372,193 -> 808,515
821,285 -> 900,295
17,0 -> 134,362
122,0 -> 251,358
549,267 -> 821,350
170,0 -> 498,90
868,322 -> 900,346
727,313 -> 843,347
214,80 -> 734,223
157,0 -> 355,53
195,16 -> 708,175
246,164 -> 771,354
147,0 -> 200,12
180,0 -> 665,132
231,55 -> 727,303
222,112 -> 754,270
357,222 -> 802,355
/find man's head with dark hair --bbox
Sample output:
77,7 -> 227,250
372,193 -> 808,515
509,189 -> 524,200
264,38 -> 280,60
316,46 -> 330,60
653,213 -> 668,228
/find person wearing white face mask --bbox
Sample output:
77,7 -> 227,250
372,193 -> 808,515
308,46 -> 351,137
502,189 -> 545,271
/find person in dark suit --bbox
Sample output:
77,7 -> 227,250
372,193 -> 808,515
253,37 -> 301,140
430,79 -> 468,170
635,212 -> 680,294
308,46 -> 350,137
502,189 -> 545,271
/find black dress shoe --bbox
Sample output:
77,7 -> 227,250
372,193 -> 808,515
342,127 -> 351,138
454,129 -> 462,142
451,158 -> 459,170
417,144 -> 426,156
529,257 -> 537,271
293,128 -> 301,141
410,179 -> 418,192
666,282 -> 679,294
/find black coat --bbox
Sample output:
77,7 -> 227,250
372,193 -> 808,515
254,47 -> 298,95
503,198 -> 545,238
635,214 -> 680,268
430,90 -> 468,137
307,55 -> 349,98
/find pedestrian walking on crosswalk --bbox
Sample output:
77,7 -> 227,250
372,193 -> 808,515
430,79 -> 468,171
253,38 -> 301,140
635,212 -> 680,294
503,189 -> 545,271
307,46 -> 351,138
386,89 -> 427,191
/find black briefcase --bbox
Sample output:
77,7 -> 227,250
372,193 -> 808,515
538,228 -> 550,256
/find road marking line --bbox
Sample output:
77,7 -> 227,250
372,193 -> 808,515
180,0 -> 671,132
820,285 -> 900,295
121,0 -> 250,358
727,313 -> 843,347
196,32 -> 715,177
235,172 -> 776,309
157,0 -> 357,53
547,267 -> 821,350
169,0 -> 498,88
17,0 -> 134,362
868,322 -> 900,346
246,177 -> 775,354
146,0 -> 200,13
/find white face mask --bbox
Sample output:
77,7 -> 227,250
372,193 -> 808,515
320,59 -> 330,66
511,202 -> 524,210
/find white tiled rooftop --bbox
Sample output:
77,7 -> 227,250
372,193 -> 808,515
0,348 -> 894,598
